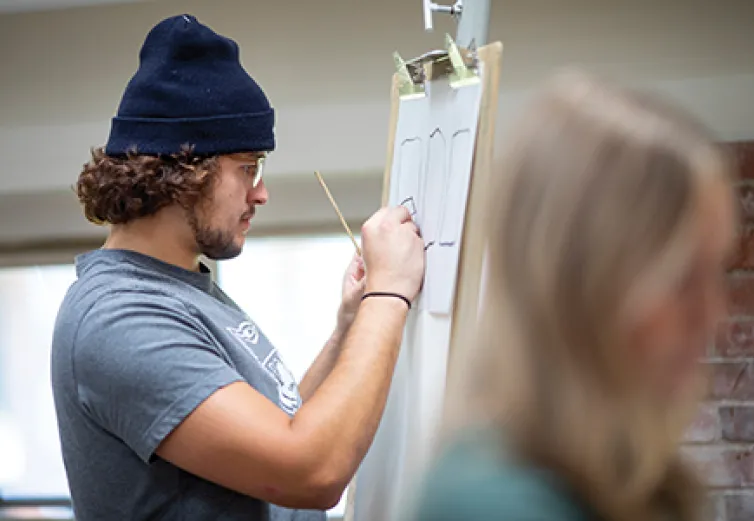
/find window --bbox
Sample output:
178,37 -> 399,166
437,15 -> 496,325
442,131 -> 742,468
0,264 -> 77,502
217,233 -> 360,518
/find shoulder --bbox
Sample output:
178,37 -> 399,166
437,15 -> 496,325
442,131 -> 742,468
53,262 -> 185,354
62,273 -> 209,369
66,279 -> 192,335
67,252 -> 201,327
409,431 -> 590,521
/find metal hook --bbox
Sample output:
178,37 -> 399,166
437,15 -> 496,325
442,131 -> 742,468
423,0 -> 463,31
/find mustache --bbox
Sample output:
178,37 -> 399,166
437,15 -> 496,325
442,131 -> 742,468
241,207 -> 256,220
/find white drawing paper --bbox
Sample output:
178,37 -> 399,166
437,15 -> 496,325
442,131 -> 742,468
388,73 -> 483,315
351,311 -> 452,521
350,66 -> 485,521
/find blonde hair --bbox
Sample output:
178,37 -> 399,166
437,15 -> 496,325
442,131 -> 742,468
444,70 -> 734,521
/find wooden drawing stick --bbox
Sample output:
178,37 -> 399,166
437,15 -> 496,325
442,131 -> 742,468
314,171 -> 362,256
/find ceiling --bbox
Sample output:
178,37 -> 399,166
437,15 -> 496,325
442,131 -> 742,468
0,0 -> 146,13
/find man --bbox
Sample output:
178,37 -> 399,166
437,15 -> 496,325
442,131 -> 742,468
50,13 -> 425,521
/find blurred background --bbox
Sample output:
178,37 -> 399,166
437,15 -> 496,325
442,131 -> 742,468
0,0 -> 752,519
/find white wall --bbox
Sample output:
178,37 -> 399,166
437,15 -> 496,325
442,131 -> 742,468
1,0 -> 753,244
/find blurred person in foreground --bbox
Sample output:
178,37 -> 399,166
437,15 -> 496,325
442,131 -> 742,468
51,14 -> 424,521
407,70 -> 736,521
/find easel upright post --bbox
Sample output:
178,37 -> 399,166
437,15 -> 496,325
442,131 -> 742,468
423,0 -> 491,48
455,0 -> 491,47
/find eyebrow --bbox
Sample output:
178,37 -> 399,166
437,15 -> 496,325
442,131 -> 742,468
229,152 -> 266,162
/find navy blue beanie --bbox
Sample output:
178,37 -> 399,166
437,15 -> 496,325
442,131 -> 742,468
105,14 -> 275,157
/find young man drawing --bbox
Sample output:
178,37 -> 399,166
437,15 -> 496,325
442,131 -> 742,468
51,14 -> 424,521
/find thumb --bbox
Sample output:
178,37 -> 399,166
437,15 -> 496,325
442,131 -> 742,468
343,253 -> 364,285
347,252 -> 364,277
354,274 -> 367,293
354,256 -> 366,281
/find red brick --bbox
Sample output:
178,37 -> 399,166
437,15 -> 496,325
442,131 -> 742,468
715,320 -> 754,357
721,407 -> 754,442
708,362 -> 754,400
730,141 -> 754,181
726,492 -> 754,521
729,225 -> 754,270
737,186 -> 754,224
684,446 -> 754,487
727,275 -> 754,316
685,403 -> 720,443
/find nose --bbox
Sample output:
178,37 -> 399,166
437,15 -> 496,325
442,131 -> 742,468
248,179 -> 269,206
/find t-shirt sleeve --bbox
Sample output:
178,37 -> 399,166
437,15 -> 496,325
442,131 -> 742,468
73,290 -> 244,463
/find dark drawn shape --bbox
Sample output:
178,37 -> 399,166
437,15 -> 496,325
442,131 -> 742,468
400,196 -> 418,216
438,128 -> 472,247
393,126 -> 473,254
422,128 -> 447,248
395,137 -> 424,229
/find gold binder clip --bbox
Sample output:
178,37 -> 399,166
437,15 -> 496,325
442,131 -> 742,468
394,52 -> 426,100
445,33 -> 480,88
394,34 -> 479,98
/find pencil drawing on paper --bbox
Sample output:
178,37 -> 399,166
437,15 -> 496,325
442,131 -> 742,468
421,128 -> 447,252
394,128 -> 463,252
396,136 -> 422,222
392,124 -> 470,313
387,75 -> 483,315
438,128 -> 472,247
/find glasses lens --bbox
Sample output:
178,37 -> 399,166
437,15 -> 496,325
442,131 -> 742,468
253,156 -> 266,188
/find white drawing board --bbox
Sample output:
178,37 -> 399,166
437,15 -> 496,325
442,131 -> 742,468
346,42 -> 503,521
389,72 -> 483,315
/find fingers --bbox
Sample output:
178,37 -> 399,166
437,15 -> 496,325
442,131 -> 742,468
385,206 -> 419,236
354,260 -> 366,281
400,218 -> 421,238
377,204 -> 412,225
354,253 -> 365,272
362,205 -> 415,235
372,205 -> 421,238
393,205 -> 413,224
345,252 -> 366,281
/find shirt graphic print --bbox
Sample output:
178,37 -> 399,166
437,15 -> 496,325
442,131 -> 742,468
226,320 -> 302,415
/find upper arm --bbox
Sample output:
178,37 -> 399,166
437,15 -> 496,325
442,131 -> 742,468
155,381 -> 339,508
74,291 -> 339,509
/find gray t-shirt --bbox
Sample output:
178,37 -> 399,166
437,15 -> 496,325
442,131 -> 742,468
51,249 -> 327,521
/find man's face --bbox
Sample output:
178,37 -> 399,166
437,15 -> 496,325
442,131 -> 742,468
188,152 -> 269,260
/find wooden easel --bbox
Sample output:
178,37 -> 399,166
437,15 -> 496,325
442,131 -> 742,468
343,33 -> 503,521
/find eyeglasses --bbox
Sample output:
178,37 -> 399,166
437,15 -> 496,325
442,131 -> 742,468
242,153 -> 268,188
252,155 -> 266,188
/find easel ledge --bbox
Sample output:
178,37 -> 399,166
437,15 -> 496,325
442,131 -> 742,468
343,40 -> 504,521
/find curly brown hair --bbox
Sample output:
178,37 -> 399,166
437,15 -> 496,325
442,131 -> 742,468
76,146 -> 219,225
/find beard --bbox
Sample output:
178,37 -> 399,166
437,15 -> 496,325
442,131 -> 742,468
187,206 -> 244,261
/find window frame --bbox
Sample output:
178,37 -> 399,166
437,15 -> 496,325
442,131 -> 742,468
0,252 -> 83,514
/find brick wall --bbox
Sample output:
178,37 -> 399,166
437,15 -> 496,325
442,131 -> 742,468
684,141 -> 754,521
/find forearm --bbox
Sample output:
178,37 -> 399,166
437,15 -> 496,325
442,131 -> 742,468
290,297 -> 408,488
298,330 -> 343,402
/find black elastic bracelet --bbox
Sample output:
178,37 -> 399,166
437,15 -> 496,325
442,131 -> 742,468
361,291 -> 412,310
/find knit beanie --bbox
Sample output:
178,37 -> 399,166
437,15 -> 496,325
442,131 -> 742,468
105,14 -> 275,157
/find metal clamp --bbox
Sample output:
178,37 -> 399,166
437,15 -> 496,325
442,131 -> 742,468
423,0 -> 463,31
394,33 -> 480,99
